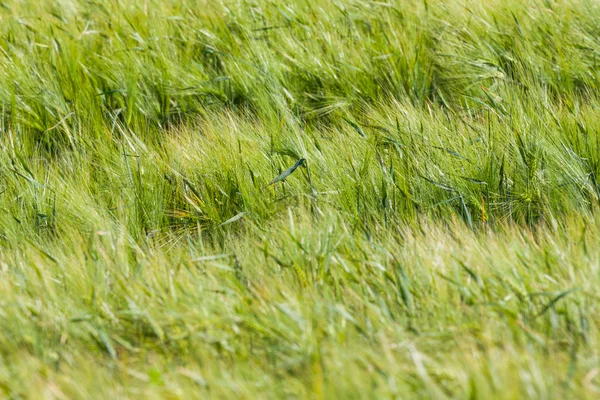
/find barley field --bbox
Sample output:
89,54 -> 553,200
1,0 -> 600,398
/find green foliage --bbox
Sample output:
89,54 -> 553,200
1,0 -> 600,398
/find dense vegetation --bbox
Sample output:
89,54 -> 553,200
1,0 -> 600,398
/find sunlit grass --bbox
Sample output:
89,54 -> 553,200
1,0 -> 600,398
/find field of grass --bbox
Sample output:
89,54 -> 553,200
2,0 -> 600,398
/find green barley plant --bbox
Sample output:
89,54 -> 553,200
1,0 -> 600,398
